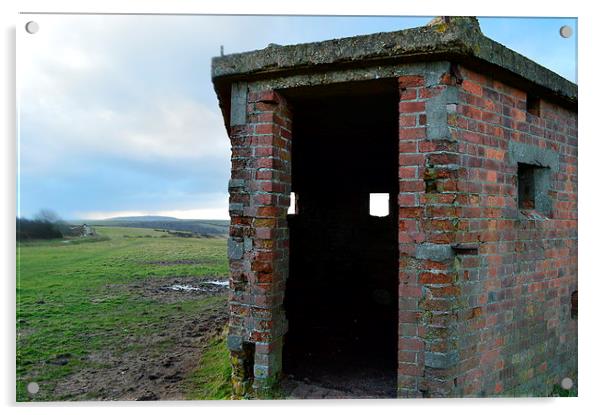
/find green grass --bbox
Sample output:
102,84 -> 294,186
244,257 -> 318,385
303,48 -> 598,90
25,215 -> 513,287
186,331 -> 232,400
16,226 -> 229,401
550,383 -> 578,397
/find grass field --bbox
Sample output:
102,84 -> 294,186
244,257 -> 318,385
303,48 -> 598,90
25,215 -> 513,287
16,226 -> 231,401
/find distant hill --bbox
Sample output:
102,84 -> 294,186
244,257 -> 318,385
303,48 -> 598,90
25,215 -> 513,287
73,216 -> 230,237
108,215 -> 179,222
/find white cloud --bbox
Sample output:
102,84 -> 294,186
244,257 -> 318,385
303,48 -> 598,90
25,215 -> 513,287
25,94 -> 227,158
18,15 -> 235,176
19,95 -> 230,176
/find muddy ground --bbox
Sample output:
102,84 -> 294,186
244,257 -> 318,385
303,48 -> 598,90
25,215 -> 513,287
27,273 -> 396,401
52,276 -> 228,401
116,275 -> 229,304
281,370 -> 397,399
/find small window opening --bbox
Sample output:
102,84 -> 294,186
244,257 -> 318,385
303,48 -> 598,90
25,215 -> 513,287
369,193 -> 389,217
527,94 -> 541,117
571,290 -> 577,319
518,163 -> 536,209
288,192 -> 297,215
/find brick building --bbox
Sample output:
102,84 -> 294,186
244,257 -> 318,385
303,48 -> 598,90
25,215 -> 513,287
211,17 -> 577,398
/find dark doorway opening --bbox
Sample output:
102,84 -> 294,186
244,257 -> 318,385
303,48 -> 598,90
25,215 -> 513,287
282,80 -> 399,398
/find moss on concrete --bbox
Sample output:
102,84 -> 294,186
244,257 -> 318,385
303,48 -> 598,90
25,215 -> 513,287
212,16 -> 576,113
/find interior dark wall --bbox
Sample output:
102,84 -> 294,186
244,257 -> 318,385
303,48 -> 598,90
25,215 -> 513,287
282,81 -> 399,393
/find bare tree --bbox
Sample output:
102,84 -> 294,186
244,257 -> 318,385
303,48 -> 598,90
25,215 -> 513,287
34,209 -> 62,224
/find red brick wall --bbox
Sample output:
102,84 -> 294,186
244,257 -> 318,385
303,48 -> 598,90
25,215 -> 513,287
228,89 -> 291,396
448,66 -> 578,396
397,73 -> 464,397
227,65 -> 577,398
396,66 -> 577,397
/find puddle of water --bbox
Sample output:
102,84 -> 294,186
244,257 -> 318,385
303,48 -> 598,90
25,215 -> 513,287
163,280 -> 228,292
204,280 -> 229,287
168,284 -> 201,292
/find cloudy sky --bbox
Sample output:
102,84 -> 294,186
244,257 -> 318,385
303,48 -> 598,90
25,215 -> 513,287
17,15 -> 577,220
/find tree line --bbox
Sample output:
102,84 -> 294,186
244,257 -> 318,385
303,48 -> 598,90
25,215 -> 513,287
16,209 -> 71,240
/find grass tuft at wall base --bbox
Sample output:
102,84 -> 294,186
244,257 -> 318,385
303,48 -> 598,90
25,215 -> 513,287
186,329 -> 232,400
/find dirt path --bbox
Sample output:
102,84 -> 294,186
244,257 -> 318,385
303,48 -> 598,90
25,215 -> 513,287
52,276 -> 228,401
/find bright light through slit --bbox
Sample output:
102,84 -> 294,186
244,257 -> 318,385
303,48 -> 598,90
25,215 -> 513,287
288,192 -> 296,214
370,193 -> 389,217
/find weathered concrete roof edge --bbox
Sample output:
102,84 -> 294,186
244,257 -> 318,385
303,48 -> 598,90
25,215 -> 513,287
211,17 -> 577,106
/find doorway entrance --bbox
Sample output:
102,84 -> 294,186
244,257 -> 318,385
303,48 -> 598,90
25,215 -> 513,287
282,79 -> 399,397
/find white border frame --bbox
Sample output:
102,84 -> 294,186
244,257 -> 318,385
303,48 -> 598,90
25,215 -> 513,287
2,2 -> 597,414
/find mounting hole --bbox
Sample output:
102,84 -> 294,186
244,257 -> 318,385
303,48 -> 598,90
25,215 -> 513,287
561,377 -> 573,390
27,382 -> 40,394
25,21 -> 39,34
559,25 -> 573,38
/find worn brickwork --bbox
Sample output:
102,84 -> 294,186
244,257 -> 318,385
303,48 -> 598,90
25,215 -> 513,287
217,19 -> 577,399
227,88 -> 292,396
396,66 -> 577,397
397,72 -> 466,397
223,67 -> 577,398
446,66 -> 578,396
